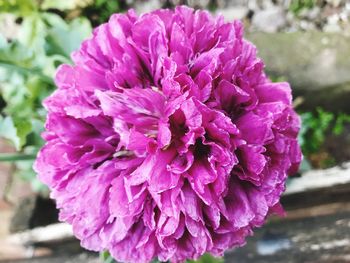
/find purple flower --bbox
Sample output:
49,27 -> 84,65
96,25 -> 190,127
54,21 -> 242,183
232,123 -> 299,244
34,6 -> 301,263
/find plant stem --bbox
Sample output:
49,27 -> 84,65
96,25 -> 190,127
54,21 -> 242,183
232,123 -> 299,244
0,153 -> 37,162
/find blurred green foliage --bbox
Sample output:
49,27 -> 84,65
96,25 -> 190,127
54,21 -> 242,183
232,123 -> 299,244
299,108 -> 350,169
299,108 -> 334,156
82,0 -> 121,26
0,0 -> 93,191
333,113 -> 350,136
289,0 -> 317,15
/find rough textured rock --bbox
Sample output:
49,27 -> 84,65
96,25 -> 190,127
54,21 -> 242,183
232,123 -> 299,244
123,0 -> 350,33
247,32 -> 350,112
218,0 -> 249,7
252,7 -> 287,32
216,6 -> 249,20
186,0 -> 211,8
133,0 -> 163,14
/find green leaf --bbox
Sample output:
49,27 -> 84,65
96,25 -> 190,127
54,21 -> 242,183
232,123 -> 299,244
332,113 -> 350,135
0,116 -> 32,150
100,251 -> 117,263
0,25 -> 54,84
82,0 -> 120,25
18,15 -> 46,52
0,38 -> 35,68
299,108 -> 335,156
290,0 -> 316,15
44,14 -> 92,57
25,119 -> 45,147
14,117 -> 32,148
0,116 -> 21,149
0,61 -> 54,84
42,54 -> 70,77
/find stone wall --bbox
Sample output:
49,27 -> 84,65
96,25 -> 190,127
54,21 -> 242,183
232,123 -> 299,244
247,32 -> 350,112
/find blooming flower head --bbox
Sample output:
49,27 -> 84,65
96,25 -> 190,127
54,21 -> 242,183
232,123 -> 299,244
34,6 -> 301,263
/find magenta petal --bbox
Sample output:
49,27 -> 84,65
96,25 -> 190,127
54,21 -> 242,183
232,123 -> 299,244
236,112 -> 274,145
148,150 -> 180,193
35,6 -> 301,263
109,176 -> 147,218
236,144 -> 267,185
215,79 -> 250,112
180,182 -> 202,221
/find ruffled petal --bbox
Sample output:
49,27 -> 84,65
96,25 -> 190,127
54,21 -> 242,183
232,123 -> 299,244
35,6 -> 301,263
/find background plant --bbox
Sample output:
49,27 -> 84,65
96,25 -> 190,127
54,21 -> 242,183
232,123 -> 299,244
298,108 -> 350,169
0,0 -> 94,191
289,0 -> 317,15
